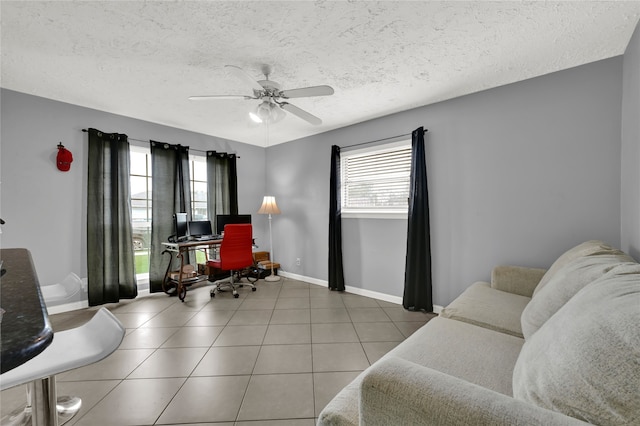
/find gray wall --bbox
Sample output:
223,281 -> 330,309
269,57 -> 624,306
2,30 -> 636,309
621,22 -> 640,260
0,89 -> 267,291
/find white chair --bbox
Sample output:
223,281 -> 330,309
0,308 -> 125,426
39,273 -> 82,306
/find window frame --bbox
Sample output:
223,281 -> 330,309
129,145 -> 210,282
189,154 -> 208,221
340,139 -> 411,220
129,144 -> 153,282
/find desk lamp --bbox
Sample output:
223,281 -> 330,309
257,196 -> 281,282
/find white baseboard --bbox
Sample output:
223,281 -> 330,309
279,270 -> 443,313
45,288 -> 152,315
279,270 -> 327,287
46,300 -> 89,315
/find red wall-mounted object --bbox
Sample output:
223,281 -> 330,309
56,143 -> 73,172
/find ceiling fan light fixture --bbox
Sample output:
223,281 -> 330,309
273,105 -> 286,122
249,111 -> 262,123
251,100 -> 285,124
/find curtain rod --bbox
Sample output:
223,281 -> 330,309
340,128 -> 428,150
81,128 -> 236,157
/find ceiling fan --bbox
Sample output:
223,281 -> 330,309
189,65 -> 334,125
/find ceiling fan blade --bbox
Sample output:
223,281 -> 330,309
280,85 -> 334,99
188,95 -> 255,101
225,65 -> 264,92
280,102 -> 322,125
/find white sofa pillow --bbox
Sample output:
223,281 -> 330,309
521,251 -> 633,339
533,240 -> 622,297
513,263 -> 640,426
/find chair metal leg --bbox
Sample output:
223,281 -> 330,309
29,377 -> 57,426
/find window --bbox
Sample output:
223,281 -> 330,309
130,145 -> 153,278
341,140 -> 411,218
129,145 -> 209,280
187,155 -> 209,266
190,155 -> 208,220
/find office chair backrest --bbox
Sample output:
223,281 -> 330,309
220,224 -> 254,271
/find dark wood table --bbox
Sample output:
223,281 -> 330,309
0,248 -> 54,374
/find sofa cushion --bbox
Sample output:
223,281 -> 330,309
513,263 -> 640,425
318,317 -> 524,426
532,240 -> 621,297
360,357 -> 590,426
521,251 -> 634,339
440,282 -> 530,337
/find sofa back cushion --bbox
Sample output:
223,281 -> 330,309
513,263 -> 640,425
521,250 -> 633,339
533,240 -> 622,297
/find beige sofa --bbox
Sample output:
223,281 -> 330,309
317,241 -> 640,426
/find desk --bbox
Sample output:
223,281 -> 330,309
161,239 -> 222,302
0,248 -> 53,374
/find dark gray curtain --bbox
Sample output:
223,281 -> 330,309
328,145 -> 345,291
86,128 -> 137,306
403,127 -> 433,311
149,141 -> 192,292
207,151 -> 238,233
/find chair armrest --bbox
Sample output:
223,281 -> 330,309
491,265 -> 547,297
359,357 -> 588,426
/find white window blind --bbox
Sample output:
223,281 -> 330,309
341,141 -> 411,217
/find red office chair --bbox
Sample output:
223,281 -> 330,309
207,224 -> 256,298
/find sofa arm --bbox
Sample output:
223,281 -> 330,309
491,265 -> 547,297
360,357 -> 587,426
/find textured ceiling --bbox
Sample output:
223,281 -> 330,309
2,1 -> 640,147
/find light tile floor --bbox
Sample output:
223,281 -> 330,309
1,277 -> 436,425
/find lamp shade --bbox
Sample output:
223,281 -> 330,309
257,196 -> 281,215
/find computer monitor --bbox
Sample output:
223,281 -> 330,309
188,220 -> 213,237
173,212 -> 188,242
215,214 -> 251,234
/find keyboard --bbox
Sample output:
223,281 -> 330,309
192,235 -> 221,241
